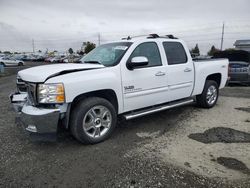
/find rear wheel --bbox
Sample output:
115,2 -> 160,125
70,97 -> 117,144
18,62 -> 23,66
196,80 -> 219,108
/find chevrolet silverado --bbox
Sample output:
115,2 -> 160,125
10,34 -> 229,144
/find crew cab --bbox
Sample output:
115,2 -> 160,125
10,34 -> 229,144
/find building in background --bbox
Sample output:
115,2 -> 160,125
234,40 -> 250,52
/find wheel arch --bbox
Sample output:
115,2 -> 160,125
206,73 -> 221,88
64,89 -> 119,129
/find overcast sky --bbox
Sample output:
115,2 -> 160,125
0,0 -> 250,54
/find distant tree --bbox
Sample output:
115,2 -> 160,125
38,50 -> 42,53
54,50 -> 58,53
224,48 -> 236,51
207,45 -> 220,56
84,42 -> 96,54
81,42 -> 87,51
0,50 -> 1,53
78,50 -> 85,55
68,48 -> 74,54
3,51 -> 11,54
191,44 -> 200,56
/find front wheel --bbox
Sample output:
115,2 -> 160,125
18,62 -> 23,66
196,80 -> 219,108
70,97 -> 117,144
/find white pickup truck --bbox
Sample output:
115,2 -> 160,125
10,34 -> 229,144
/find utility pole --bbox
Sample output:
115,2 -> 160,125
220,22 -> 225,51
32,39 -> 35,53
98,33 -> 101,46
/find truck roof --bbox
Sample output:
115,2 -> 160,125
113,34 -> 184,43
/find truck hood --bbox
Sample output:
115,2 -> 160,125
18,63 -> 104,83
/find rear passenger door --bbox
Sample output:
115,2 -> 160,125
121,42 -> 168,112
163,41 -> 194,101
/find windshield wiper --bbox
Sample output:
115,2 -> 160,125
84,61 -> 102,65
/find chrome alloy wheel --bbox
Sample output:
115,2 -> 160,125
206,85 -> 217,105
82,105 -> 112,138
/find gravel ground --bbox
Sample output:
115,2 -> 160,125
0,64 -> 250,187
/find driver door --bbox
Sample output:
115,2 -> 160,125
121,42 -> 168,112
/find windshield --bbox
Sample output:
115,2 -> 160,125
81,42 -> 132,66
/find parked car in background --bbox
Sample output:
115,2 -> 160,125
44,56 -> 54,63
33,55 -> 45,62
213,50 -> 250,85
48,56 -> 61,63
14,54 -> 25,61
0,57 -> 25,67
20,55 -> 30,61
45,56 -> 65,63
20,54 -> 36,61
59,56 -> 68,63
0,54 -> 5,58
63,56 -> 83,63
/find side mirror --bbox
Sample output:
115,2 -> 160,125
127,56 -> 149,70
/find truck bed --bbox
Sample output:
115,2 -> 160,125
192,58 -> 229,96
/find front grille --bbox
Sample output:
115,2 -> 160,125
16,77 -> 27,93
27,83 -> 37,105
16,76 -> 37,105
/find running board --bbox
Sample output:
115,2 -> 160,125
123,98 -> 194,120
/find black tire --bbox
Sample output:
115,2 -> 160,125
70,97 -> 117,144
0,62 -> 5,67
18,62 -> 23,66
196,80 -> 219,108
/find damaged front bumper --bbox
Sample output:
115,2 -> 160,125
10,92 -> 60,141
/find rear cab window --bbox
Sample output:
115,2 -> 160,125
163,42 -> 187,65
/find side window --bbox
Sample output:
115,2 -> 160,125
128,42 -> 162,68
163,42 -> 187,65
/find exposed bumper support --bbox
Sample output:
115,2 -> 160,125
10,92 -> 60,141
21,104 -> 60,133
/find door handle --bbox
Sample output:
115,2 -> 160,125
184,68 -> 192,72
155,71 -> 166,76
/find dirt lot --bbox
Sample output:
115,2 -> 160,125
0,63 -> 250,188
